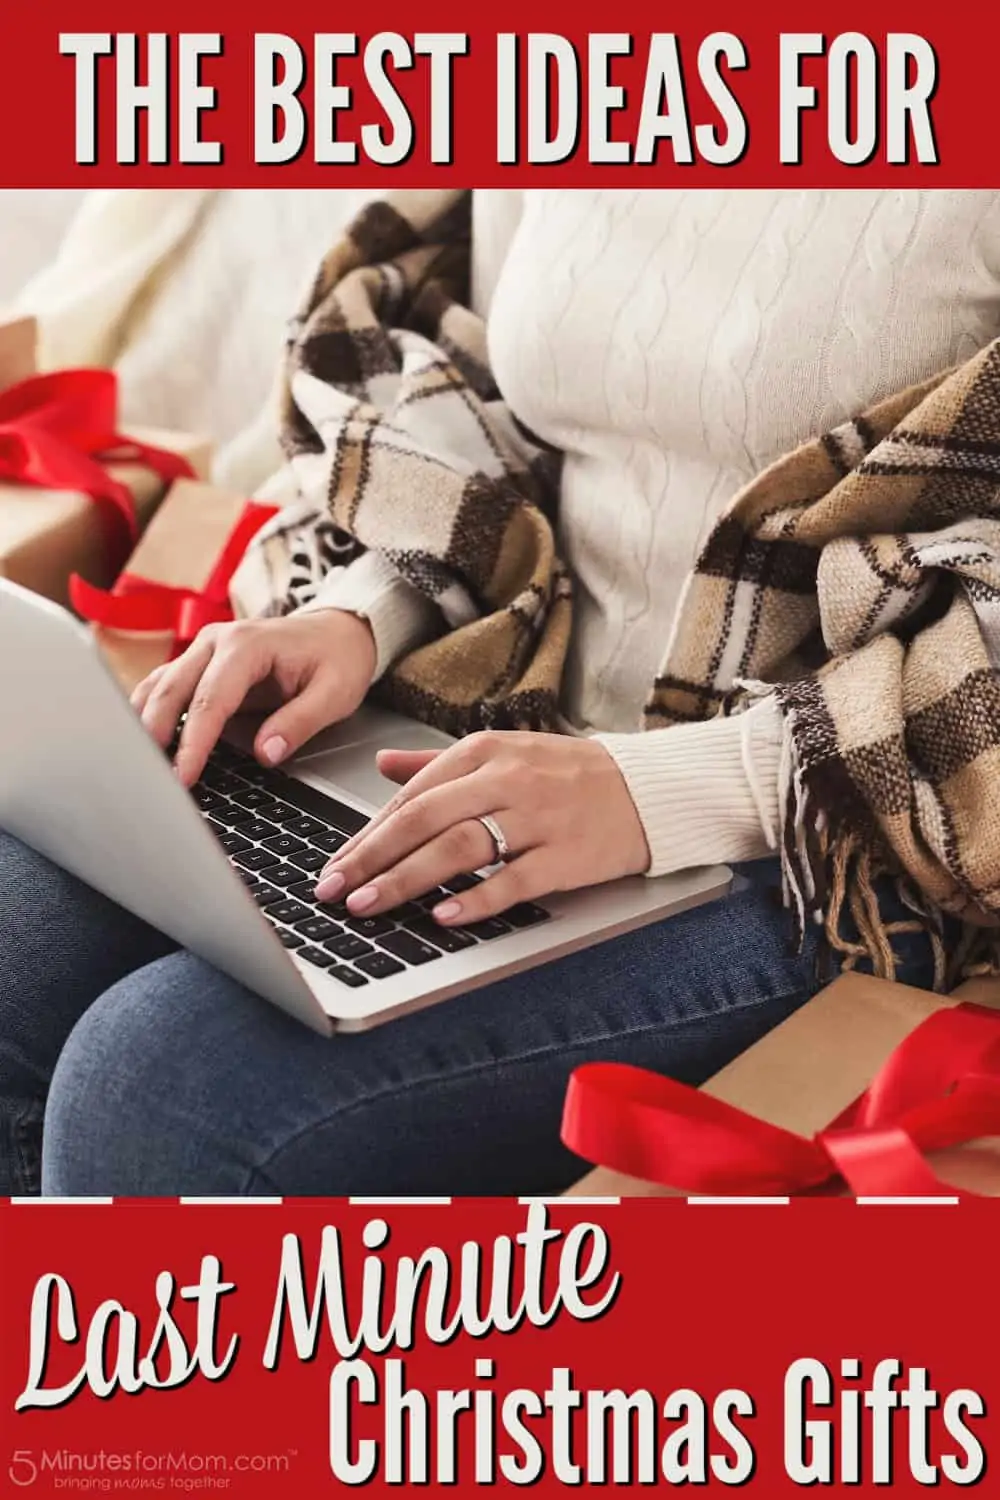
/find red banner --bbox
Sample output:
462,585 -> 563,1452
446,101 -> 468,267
0,2 -> 997,187
2,1199 -> 998,1496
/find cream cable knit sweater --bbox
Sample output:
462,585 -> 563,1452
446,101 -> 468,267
301,189 -> 1000,877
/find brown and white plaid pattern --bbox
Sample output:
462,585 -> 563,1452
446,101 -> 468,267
232,189 -> 571,737
232,189 -> 1000,979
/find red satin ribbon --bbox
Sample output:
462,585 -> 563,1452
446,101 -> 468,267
561,1002 -> 1000,1198
69,501 -> 280,658
0,368 -> 196,562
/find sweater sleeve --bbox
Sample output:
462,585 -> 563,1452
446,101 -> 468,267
293,551 -> 442,681
592,696 -> 784,875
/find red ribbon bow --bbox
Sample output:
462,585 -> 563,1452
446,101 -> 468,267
0,368 -> 196,566
69,500 -> 280,659
561,1002 -> 1000,1198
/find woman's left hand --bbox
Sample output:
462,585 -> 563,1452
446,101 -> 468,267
315,731 -> 651,925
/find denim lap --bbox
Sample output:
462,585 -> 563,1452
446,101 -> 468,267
0,831 -> 940,1196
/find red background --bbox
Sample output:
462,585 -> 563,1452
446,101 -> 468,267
2,1200 -> 998,1495
0,2 -> 995,186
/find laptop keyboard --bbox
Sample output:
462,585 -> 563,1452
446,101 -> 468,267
190,741 -> 551,990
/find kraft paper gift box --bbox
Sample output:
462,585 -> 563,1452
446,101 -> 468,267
0,316 -> 211,609
85,477 -> 278,695
563,974 -> 1000,1198
0,314 -> 35,387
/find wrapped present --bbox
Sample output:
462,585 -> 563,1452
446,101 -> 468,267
0,315 -> 35,387
0,316 -> 211,608
73,477 -> 279,694
562,974 -> 1000,1198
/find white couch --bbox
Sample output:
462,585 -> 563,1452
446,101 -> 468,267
1,188 -> 372,491
0,191 -> 86,304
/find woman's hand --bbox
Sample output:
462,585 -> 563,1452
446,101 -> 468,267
314,731 -> 651,925
131,609 -> 377,786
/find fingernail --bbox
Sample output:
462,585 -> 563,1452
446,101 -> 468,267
260,735 -> 288,766
432,899 -> 462,923
347,884 -> 379,913
315,870 -> 345,901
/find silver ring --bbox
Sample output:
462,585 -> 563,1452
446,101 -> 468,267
477,813 -> 512,864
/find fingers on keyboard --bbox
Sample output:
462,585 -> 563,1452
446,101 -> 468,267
195,743 -> 550,985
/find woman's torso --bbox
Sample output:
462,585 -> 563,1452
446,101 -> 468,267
474,189 -> 1000,731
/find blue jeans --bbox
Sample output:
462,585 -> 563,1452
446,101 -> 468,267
0,830 -> 942,1197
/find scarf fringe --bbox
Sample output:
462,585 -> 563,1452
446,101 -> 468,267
775,702 -> 999,993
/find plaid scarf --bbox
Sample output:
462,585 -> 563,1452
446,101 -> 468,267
231,188 -> 1000,983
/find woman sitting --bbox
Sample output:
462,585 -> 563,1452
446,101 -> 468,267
2,187 -> 1000,1195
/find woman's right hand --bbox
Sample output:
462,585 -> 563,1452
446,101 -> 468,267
131,609 -> 377,787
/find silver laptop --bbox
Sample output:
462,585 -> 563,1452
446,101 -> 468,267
0,579 -> 732,1034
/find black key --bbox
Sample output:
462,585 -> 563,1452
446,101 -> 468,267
285,880 -> 324,905
416,887 -> 452,911
445,873 -> 482,893
312,829 -> 348,855
464,917 -> 512,940
502,902 -> 551,929
236,763 -> 272,784
276,929 -> 305,949
343,915 -> 395,938
209,742 -> 240,768
258,801 -> 299,825
315,897 -> 352,919
206,815 -> 229,834
240,818 -> 279,842
231,786 -> 274,810
232,847 -> 282,872
324,934 -> 374,961
282,814 -> 329,839
294,915 -> 343,943
201,768 -> 245,794
327,965 -> 369,989
252,884 -> 284,907
286,881 -> 351,920
262,833 -> 307,858
289,848 -> 327,873
405,918 -> 478,952
268,899 -> 313,924
219,805 -> 255,828
218,830 -> 253,855
376,930 -> 442,966
266,864 -> 311,888
296,946 -> 335,969
254,799 -> 294,822
237,869 -> 262,889
387,901 -> 425,923
192,787 -> 226,812
355,952 -> 405,979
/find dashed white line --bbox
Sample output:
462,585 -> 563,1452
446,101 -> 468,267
349,1197 -> 453,1205
179,1197 -> 284,1205
10,1196 -> 114,1205
688,1196 -> 792,1206
518,1196 -> 622,1205
857,1196 -> 960,1206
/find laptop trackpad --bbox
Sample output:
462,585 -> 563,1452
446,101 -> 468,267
292,709 -> 455,812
